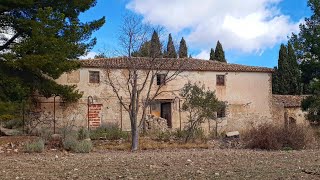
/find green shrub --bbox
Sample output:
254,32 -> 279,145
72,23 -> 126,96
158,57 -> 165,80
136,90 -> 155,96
243,124 -> 315,150
155,131 -> 171,142
173,129 -> 187,139
90,123 -> 128,140
63,136 -> 92,153
78,127 -> 89,140
24,139 -> 45,153
74,140 -> 93,153
63,136 -> 78,151
0,114 -> 15,122
3,119 -> 23,129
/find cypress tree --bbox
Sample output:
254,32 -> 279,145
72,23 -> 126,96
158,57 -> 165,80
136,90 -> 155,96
287,43 -> 301,94
273,44 -> 290,94
132,41 -> 151,57
166,34 -> 177,58
272,67 -> 280,94
214,41 -> 226,62
209,48 -> 215,60
150,30 -> 162,58
179,37 -> 188,58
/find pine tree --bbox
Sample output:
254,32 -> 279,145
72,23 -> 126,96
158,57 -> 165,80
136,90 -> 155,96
150,31 -> 162,58
209,48 -> 215,60
0,1 -> 105,102
288,0 -> 320,124
179,37 -> 188,58
166,34 -> 177,58
214,41 -> 226,62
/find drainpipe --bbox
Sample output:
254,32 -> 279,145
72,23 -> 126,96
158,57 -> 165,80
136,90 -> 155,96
87,96 -> 93,131
120,96 -> 123,131
53,95 -> 58,134
175,97 -> 182,131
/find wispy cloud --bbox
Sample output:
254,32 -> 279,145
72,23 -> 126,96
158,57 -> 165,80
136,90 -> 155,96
127,0 -> 301,56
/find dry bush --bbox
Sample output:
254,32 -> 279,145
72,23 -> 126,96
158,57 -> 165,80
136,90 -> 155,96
242,123 -> 316,150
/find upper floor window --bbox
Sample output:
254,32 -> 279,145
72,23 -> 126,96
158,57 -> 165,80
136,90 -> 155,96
89,71 -> 100,83
216,75 -> 225,86
156,74 -> 166,85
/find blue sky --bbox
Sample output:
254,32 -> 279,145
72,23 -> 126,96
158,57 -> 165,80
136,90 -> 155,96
79,0 -> 311,68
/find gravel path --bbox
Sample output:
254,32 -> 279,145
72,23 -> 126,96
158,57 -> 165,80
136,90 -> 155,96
1,149 -> 320,179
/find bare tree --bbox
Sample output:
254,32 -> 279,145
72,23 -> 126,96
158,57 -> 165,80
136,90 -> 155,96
105,58 -> 185,151
105,14 -> 185,151
118,13 -> 150,57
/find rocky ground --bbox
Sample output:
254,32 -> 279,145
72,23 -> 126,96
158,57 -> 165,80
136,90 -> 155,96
0,148 -> 320,179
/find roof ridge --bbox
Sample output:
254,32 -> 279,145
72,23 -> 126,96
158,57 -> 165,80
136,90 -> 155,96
80,57 -> 274,73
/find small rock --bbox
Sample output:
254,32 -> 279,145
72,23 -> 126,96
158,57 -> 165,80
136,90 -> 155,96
13,149 -> 18,153
197,170 -> 204,174
163,162 -> 170,166
51,134 -> 62,141
215,172 -> 220,176
55,155 -> 59,159
187,159 -> 192,162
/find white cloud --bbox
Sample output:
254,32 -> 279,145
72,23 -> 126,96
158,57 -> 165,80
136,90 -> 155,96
79,51 -> 98,59
195,50 -> 210,60
126,0 -> 301,54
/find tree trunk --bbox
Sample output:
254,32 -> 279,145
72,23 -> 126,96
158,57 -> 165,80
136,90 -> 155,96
215,120 -> 218,138
130,70 -> 139,151
131,116 -> 139,151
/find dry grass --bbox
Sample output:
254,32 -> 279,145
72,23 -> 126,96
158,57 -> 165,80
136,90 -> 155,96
94,137 -> 209,151
242,123 -> 316,150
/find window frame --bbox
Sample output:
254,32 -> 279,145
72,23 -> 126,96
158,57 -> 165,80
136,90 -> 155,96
156,74 -> 166,86
217,106 -> 226,118
216,75 -> 225,86
89,71 -> 100,84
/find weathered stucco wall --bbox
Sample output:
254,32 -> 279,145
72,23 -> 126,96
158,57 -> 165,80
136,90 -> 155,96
272,100 -> 308,127
38,67 -> 274,134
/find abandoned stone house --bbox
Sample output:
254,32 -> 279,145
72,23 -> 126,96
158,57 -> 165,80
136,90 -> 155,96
37,57 -> 307,134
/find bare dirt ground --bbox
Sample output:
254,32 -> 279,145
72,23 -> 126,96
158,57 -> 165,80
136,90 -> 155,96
1,148 -> 320,180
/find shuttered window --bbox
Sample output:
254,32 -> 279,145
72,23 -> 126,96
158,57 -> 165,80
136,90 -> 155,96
89,71 -> 100,83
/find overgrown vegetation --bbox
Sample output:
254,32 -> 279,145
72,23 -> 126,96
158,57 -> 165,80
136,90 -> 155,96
63,136 -> 92,153
89,123 -> 128,140
242,124 -> 315,150
24,139 -> 45,153
180,82 -> 224,142
61,128 -> 93,153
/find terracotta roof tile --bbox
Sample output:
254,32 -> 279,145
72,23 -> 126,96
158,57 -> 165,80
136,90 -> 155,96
80,57 -> 274,73
273,95 -> 308,108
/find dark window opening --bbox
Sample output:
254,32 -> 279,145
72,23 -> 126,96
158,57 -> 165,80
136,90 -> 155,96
217,106 -> 226,118
156,74 -> 166,85
89,71 -> 100,83
216,75 -> 225,86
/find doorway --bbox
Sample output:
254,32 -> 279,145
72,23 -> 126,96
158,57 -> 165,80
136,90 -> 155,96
161,102 -> 172,128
